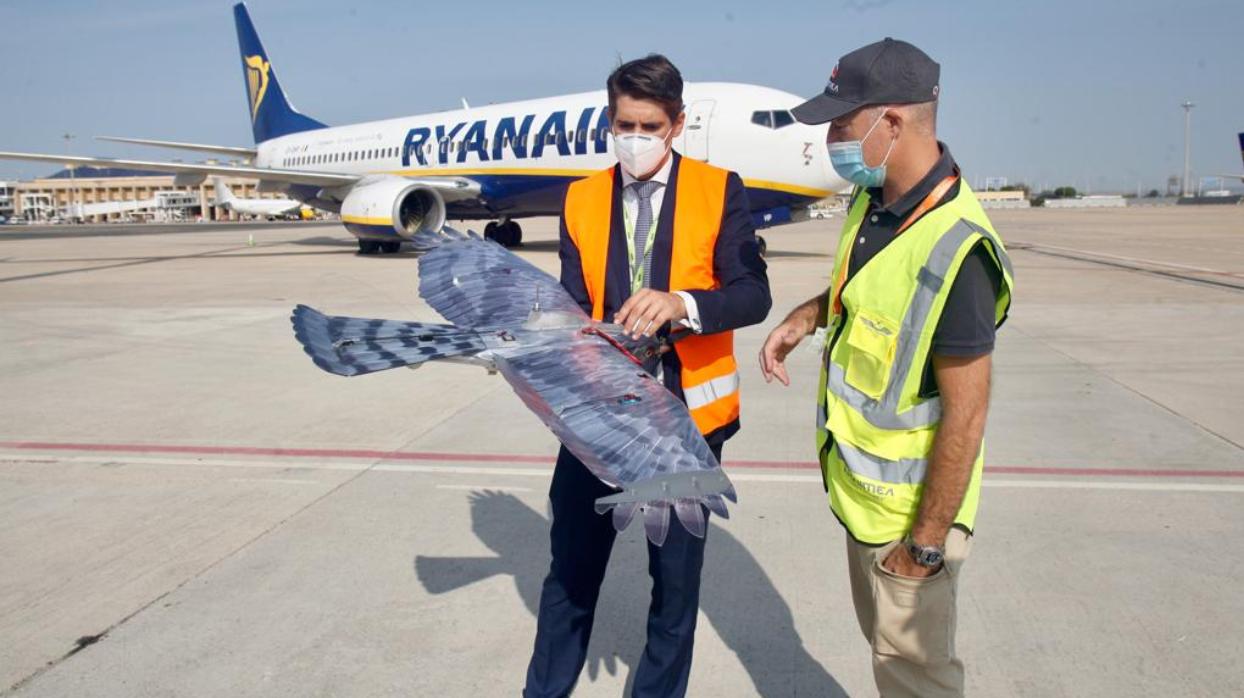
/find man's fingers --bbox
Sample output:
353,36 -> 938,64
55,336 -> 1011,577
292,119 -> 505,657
774,363 -> 790,387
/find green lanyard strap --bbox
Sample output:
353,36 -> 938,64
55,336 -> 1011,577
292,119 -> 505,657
622,199 -> 659,294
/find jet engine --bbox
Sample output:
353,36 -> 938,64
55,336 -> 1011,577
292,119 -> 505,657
339,176 -> 447,252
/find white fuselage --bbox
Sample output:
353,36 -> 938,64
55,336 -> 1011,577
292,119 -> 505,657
221,197 -> 301,217
255,82 -> 843,221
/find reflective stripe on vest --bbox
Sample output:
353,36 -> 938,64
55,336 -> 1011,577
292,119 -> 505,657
824,218 -> 1013,431
817,181 -> 1015,544
683,371 -> 740,411
563,157 -> 740,436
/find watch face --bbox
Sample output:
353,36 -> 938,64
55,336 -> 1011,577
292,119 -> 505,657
908,541 -> 944,567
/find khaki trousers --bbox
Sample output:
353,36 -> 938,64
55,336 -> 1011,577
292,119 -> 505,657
845,527 -> 973,698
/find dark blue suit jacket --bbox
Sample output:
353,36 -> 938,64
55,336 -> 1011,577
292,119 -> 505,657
558,152 -> 772,445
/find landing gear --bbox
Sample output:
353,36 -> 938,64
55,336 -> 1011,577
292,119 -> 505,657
757,235 -> 768,258
358,239 -> 381,255
380,241 -> 402,254
484,219 -> 523,248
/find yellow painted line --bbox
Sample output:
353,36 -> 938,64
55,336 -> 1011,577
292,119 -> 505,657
383,167 -> 598,178
373,166 -> 830,199
741,178 -> 831,198
341,215 -> 391,226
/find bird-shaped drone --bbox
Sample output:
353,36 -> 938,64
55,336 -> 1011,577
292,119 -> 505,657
291,227 -> 736,546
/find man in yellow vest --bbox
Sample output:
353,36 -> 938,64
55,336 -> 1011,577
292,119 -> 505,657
760,39 -> 1014,697
523,54 -> 771,697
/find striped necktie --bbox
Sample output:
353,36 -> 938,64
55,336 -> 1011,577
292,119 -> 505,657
628,179 -> 662,289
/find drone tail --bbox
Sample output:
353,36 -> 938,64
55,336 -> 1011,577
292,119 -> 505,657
291,304 -> 486,376
594,468 -> 736,546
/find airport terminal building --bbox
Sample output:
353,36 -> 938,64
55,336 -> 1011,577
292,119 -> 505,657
4,167 -> 303,223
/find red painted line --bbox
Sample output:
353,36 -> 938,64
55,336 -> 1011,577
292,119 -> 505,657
1,440 -> 1243,479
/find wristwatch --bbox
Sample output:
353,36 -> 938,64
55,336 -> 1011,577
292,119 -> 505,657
904,536 -> 945,569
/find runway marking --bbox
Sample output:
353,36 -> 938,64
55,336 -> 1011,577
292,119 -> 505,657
2,440 -> 1243,480
1011,242 -> 1244,292
3,451 -> 1244,493
1016,242 -> 1240,276
436,484 -> 534,492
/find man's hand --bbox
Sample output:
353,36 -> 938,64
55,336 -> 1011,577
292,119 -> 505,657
882,543 -> 941,578
614,289 -> 687,339
759,294 -> 824,386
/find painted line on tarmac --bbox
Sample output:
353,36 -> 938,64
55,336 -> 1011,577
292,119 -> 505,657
2,440 -> 1243,480
1013,242 -> 1240,276
3,452 -> 1244,493
436,484 -> 535,492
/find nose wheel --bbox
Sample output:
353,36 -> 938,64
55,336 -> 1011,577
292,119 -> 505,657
484,220 -> 523,248
757,235 -> 768,257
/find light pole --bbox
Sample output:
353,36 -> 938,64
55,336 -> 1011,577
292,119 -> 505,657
1180,101 -> 1194,198
63,132 -> 77,221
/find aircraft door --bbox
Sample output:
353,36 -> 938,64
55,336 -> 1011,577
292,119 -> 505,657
681,99 -> 716,161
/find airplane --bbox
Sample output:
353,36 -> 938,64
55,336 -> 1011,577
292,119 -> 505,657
1212,133 -> 1244,182
0,2 -> 844,255
212,177 -> 303,219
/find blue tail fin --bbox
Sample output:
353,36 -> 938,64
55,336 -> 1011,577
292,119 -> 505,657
1238,133 -> 1243,168
233,2 -> 327,143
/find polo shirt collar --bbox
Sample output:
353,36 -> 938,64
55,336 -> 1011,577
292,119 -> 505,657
867,141 -> 958,217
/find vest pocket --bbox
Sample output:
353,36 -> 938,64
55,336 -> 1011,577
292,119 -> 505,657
844,310 -> 898,401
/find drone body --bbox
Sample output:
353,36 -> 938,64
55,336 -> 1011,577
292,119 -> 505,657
291,227 -> 736,545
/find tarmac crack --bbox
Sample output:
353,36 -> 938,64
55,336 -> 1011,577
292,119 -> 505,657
1009,324 -> 1244,455
2,454 -> 390,695
2,382 -> 516,695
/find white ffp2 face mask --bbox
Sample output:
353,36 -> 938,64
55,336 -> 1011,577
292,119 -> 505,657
612,130 -> 672,178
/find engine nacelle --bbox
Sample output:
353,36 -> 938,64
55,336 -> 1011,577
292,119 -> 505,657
339,176 -> 447,239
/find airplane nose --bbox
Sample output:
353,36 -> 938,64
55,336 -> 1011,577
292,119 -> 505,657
803,123 -> 839,192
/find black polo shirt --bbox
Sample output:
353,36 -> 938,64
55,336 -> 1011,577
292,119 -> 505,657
842,142 -> 1002,396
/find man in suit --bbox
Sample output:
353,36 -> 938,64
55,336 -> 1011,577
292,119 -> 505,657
522,54 -> 771,698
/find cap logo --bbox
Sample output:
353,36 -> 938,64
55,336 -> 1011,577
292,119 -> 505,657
932,84 -> 940,98
827,64 -> 840,94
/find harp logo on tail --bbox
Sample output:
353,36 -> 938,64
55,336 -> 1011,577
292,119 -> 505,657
244,55 -> 271,122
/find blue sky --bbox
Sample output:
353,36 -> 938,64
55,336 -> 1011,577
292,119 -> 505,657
1,0 -> 1241,193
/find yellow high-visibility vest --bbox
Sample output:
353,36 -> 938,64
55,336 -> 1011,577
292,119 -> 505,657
817,181 -> 1015,544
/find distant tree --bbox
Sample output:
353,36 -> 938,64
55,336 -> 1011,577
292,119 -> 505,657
1145,189 -> 1161,198
1052,186 -> 1078,199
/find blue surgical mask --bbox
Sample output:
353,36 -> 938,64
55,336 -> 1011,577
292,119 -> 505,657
828,111 -> 897,188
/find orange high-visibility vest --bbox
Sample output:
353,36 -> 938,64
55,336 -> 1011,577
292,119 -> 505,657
563,157 -> 740,436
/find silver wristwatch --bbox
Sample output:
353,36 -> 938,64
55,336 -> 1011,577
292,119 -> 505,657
904,536 -> 945,568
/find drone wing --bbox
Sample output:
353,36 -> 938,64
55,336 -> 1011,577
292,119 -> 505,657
412,227 -> 587,329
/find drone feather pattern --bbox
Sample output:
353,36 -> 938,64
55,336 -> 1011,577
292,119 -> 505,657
291,227 -> 735,546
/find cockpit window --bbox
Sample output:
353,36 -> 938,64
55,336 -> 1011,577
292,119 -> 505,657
751,110 -> 796,129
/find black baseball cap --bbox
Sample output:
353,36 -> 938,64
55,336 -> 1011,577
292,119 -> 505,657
792,38 -> 940,125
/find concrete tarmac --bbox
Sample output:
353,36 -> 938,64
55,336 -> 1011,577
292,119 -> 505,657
1,206 -> 1242,696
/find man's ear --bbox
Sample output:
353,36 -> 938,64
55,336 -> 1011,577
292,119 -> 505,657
671,110 -> 687,139
884,107 -> 904,137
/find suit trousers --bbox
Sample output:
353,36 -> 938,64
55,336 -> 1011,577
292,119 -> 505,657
522,443 -> 721,698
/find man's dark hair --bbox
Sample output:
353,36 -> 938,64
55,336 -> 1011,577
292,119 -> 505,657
607,54 -> 684,122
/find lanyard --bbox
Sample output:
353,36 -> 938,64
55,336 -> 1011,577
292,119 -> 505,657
829,175 -> 958,319
622,195 -> 659,294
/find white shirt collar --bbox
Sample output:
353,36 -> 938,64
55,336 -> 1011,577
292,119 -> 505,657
619,151 -> 675,190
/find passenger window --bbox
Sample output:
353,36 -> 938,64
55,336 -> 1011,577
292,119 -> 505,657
773,110 -> 795,128
751,110 -> 773,128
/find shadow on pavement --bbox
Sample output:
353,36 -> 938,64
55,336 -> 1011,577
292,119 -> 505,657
415,490 -> 849,697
